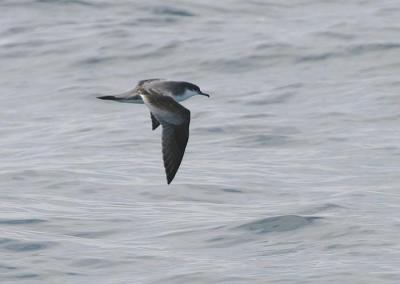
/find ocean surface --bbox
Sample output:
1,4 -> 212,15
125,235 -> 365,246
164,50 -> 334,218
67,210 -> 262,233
1,0 -> 400,283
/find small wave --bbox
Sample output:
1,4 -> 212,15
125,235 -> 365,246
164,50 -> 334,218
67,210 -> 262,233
235,215 -> 321,234
222,188 -> 243,193
233,134 -> 294,147
15,273 -> 40,279
0,239 -> 53,252
152,6 -> 195,17
241,113 -> 273,119
200,53 -> 281,73
296,43 -> 400,63
300,203 -> 344,215
313,31 -> 355,41
77,42 -> 179,66
69,230 -> 115,239
0,264 -> 17,272
194,126 -> 225,134
71,258 -> 116,269
78,55 -> 117,66
0,218 -> 46,225
296,52 -> 340,63
35,0 -> 106,7
349,43 -> 400,53
273,83 -> 303,90
245,92 -> 295,106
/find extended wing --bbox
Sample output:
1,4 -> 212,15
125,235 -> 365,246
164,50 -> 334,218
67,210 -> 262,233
141,90 -> 190,184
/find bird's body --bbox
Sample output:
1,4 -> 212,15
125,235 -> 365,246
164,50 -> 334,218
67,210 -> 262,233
98,79 -> 209,184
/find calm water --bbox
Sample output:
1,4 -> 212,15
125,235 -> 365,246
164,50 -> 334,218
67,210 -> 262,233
1,0 -> 400,283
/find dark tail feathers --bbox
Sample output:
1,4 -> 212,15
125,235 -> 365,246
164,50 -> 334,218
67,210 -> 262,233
97,95 -> 118,100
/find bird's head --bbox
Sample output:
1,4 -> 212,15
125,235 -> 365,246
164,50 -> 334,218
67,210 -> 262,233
180,82 -> 210,100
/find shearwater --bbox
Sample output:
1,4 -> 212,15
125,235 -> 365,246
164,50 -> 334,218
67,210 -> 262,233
97,79 -> 210,184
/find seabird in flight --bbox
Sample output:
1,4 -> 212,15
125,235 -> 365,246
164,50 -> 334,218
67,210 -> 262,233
97,79 -> 210,184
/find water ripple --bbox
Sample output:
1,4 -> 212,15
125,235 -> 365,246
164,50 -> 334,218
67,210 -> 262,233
235,215 -> 322,234
0,239 -> 53,252
0,219 -> 46,225
151,6 -> 195,17
297,43 -> 400,63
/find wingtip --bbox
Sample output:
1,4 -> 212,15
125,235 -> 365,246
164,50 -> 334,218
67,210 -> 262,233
166,172 -> 176,184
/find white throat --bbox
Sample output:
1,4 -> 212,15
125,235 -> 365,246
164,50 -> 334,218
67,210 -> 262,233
176,89 -> 198,102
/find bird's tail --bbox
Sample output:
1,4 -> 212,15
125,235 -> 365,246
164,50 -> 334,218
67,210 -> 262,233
97,95 -> 120,101
97,92 -> 144,104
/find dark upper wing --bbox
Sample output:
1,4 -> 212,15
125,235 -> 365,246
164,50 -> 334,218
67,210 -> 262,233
136,79 -> 162,88
162,121 -> 190,184
141,91 -> 190,184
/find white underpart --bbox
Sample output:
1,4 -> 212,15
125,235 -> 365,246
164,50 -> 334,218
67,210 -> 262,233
176,89 -> 198,102
140,95 -> 185,125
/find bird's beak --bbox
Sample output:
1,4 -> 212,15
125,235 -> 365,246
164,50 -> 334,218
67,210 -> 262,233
199,91 -> 210,97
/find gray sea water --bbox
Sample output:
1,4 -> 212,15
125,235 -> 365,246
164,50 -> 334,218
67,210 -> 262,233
1,0 -> 400,283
